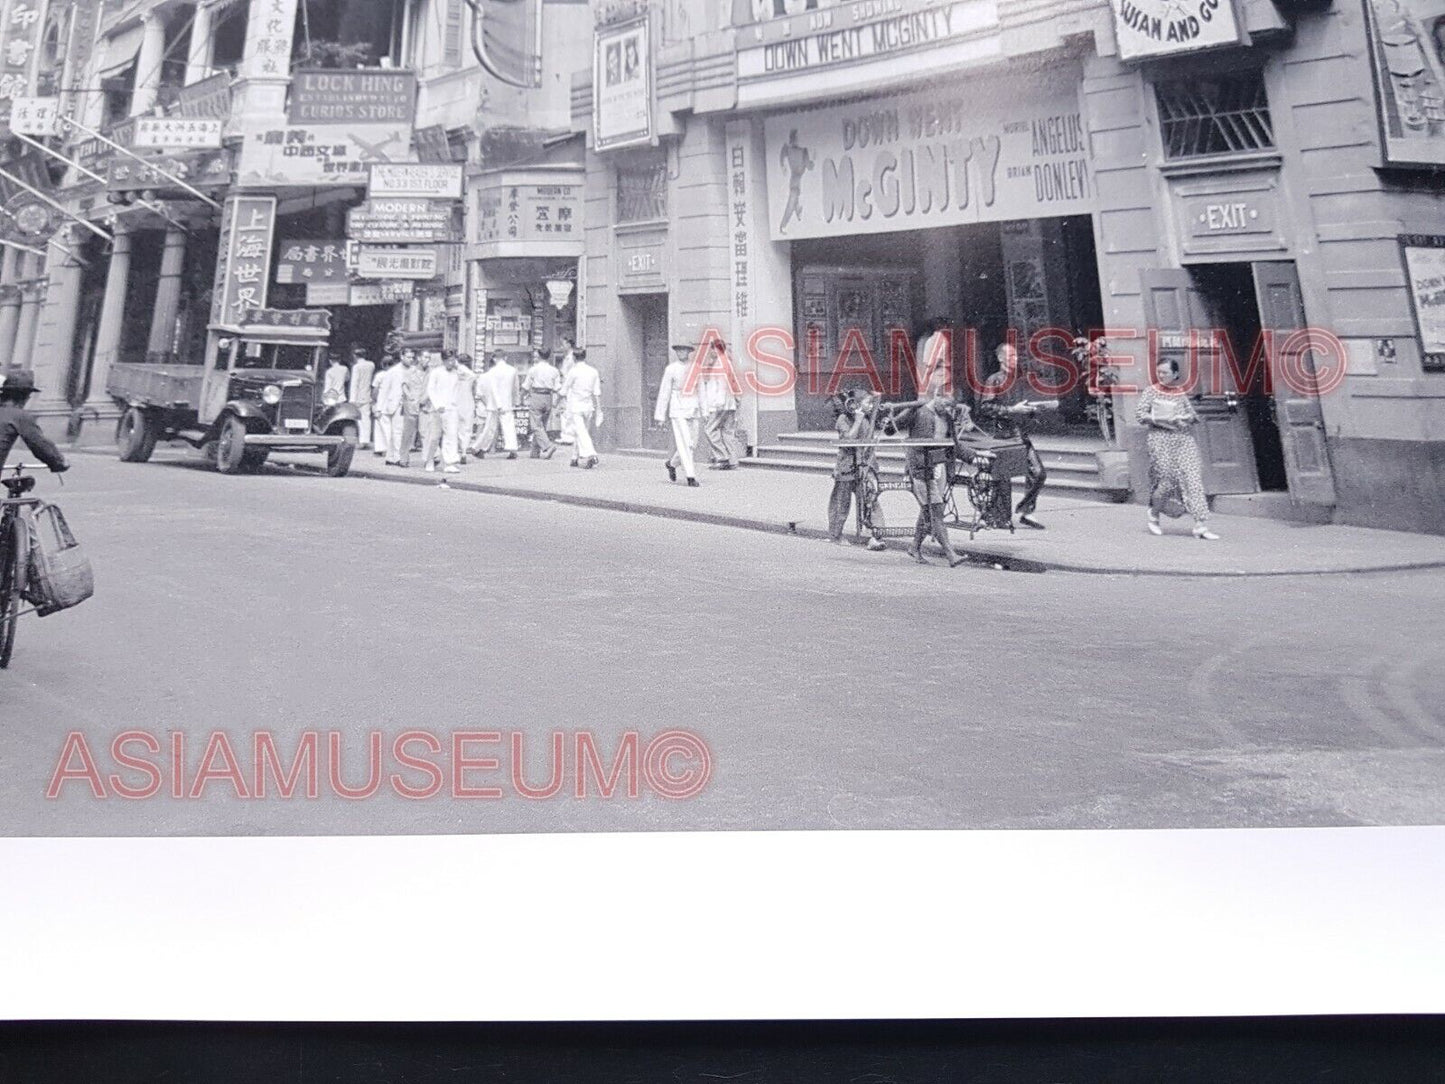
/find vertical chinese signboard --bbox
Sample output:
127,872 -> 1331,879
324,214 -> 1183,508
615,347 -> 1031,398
212,196 -> 277,326
724,120 -> 753,357
243,0 -> 300,80
0,0 -> 46,104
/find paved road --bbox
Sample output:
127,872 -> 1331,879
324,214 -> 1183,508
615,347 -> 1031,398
3,452 -> 1443,834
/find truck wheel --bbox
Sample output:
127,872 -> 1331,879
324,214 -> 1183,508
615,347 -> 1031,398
216,416 -> 248,474
326,424 -> 358,478
241,448 -> 270,473
117,407 -> 157,463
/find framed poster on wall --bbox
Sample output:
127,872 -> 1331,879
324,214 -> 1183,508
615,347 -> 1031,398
1364,0 -> 1445,168
593,18 -> 652,151
1401,234 -> 1445,371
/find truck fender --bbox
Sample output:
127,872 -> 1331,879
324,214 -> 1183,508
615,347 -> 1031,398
217,400 -> 271,432
317,403 -> 362,434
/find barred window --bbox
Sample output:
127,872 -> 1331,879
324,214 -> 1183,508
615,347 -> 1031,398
616,155 -> 668,224
1155,71 -> 1275,160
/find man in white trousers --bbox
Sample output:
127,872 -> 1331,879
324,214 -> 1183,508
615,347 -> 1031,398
559,348 -> 603,468
347,344 -> 376,448
373,355 -> 406,465
454,353 -> 477,464
488,352 -> 521,459
700,339 -> 742,470
655,343 -> 702,487
424,352 -> 463,474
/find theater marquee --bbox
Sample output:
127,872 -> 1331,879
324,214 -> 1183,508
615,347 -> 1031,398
1109,0 -> 1242,61
762,80 -> 1096,241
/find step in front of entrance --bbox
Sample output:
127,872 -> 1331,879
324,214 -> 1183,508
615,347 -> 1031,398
743,432 -> 1129,501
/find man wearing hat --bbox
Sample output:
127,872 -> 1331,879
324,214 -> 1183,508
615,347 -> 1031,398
0,370 -> 69,473
653,343 -> 703,487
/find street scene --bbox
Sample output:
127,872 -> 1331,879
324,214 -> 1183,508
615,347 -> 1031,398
0,0 -> 1442,844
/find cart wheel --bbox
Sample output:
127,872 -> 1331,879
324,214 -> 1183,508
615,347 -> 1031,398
326,424 -> 358,478
215,415 -> 248,474
0,516 -> 27,670
117,407 -> 158,463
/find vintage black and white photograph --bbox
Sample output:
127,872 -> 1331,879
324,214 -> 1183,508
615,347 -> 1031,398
0,0 -> 1443,1040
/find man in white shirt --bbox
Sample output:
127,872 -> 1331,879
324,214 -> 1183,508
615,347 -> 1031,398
699,339 -> 742,470
487,352 -> 520,459
558,348 -> 603,468
915,316 -> 953,396
454,354 -> 477,464
423,351 -> 463,473
520,349 -> 561,459
557,339 -> 578,446
347,344 -> 376,448
372,355 -> 406,465
322,350 -> 349,403
654,343 -> 702,487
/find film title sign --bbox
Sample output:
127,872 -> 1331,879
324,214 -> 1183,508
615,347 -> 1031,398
737,0 -> 997,79
356,246 -> 439,280
213,196 -> 277,324
367,162 -> 464,199
288,69 -> 417,125
1110,0 -> 1242,61
1402,235 -> 1445,371
276,239 -> 348,284
133,117 -> 224,150
593,18 -> 651,151
346,198 -> 454,242
763,79 -> 1095,241
236,124 -> 415,186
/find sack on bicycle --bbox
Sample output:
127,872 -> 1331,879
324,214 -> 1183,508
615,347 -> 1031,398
20,502 -> 94,616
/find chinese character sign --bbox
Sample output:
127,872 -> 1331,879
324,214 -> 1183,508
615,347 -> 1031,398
725,120 -> 753,348
474,176 -> 582,256
0,0 -> 45,103
213,195 -> 278,325
133,118 -> 224,150
276,239 -> 348,285
237,124 -> 416,187
242,0 -> 300,80
8,95 -> 56,136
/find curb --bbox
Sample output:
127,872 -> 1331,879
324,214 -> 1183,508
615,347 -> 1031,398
71,447 -> 1445,578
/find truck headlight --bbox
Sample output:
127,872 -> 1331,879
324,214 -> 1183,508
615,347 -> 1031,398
262,385 -> 283,405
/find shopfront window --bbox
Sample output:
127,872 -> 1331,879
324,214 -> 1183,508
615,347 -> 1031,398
1155,70 -> 1274,160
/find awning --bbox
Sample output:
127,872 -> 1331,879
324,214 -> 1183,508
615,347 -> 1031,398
96,22 -> 145,78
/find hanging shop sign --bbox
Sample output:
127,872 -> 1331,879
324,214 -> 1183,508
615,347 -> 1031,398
242,0 -> 300,80
377,280 -> 417,302
133,117 -> 224,150
288,69 -> 416,125
413,124 -> 460,163
761,76 -> 1096,241
106,148 -> 232,194
367,162 -> 464,199
593,18 -> 651,152
1109,0 -> 1242,61
355,245 -> 439,280
242,308 -> 334,333
236,123 -> 416,186
212,195 -> 277,326
350,281 -> 406,306
346,198 -> 455,243
8,96 -> 58,137
0,0 -> 46,103
1401,234 -> 1445,372
1364,0 -> 1445,169
276,239 -> 349,284
0,191 -> 57,243
166,71 -> 233,119
474,170 -> 583,258
305,282 -> 350,306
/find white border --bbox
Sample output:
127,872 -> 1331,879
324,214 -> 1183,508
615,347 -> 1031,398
2,828 -> 1443,1021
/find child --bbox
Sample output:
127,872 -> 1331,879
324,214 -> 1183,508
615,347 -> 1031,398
827,392 -> 886,549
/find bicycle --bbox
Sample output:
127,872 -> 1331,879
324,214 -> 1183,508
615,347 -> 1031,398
0,463 -> 45,668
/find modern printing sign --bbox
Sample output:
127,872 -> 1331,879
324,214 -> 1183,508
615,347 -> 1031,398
762,80 -> 1095,241
1109,0 -> 1242,60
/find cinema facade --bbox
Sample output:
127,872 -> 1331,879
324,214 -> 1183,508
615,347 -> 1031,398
574,0 -> 1445,534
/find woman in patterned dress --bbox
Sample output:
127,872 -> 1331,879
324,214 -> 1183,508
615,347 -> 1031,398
1134,357 -> 1220,541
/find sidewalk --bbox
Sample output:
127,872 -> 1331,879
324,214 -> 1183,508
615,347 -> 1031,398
271,444 -> 1445,577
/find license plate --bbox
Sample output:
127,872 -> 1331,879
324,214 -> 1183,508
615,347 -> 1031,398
283,419 -> 310,431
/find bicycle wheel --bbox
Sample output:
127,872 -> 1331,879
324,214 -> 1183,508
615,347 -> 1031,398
0,516 -> 21,669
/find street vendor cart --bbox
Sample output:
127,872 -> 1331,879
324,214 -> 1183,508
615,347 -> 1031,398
108,310 -> 362,477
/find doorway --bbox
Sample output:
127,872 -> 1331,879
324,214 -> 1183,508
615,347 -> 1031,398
623,292 -> 669,451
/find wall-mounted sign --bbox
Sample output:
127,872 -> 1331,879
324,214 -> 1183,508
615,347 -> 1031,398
1170,169 -> 1288,260
413,124 -> 459,163
737,0 -> 997,81
593,18 -> 651,152
356,246 -> 439,280
236,124 -> 415,186
242,308 -> 333,333
1109,0 -> 1243,61
350,281 -> 406,306
725,120 -> 754,347
133,117 -> 224,150
166,71 -> 233,119
0,0 -> 47,102
1401,234 -> 1445,372
8,97 -> 58,137
1364,0 -> 1445,169
241,0 -> 299,80
306,282 -> 351,306
212,195 -> 277,326
288,69 -> 416,125
106,148 -> 232,194
378,280 -> 417,301
615,227 -> 667,294
367,162 -> 464,199
475,170 -> 584,258
346,198 -> 455,243
277,239 -> 348,284
761,76 -> 1095,241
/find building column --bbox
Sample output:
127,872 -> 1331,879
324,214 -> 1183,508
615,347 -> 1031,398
85,227 -> 133,407
185,3 -> 214,85
130,13 -> 167,117
0,247 -> 21,364
12,257 -> 44,370
29,229 -> 86,417
147,226 -> 187,362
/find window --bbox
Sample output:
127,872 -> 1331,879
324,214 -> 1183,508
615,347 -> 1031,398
1155,70 -> 1275,160
616,154 -> 667,224
211,2 -> 249,69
